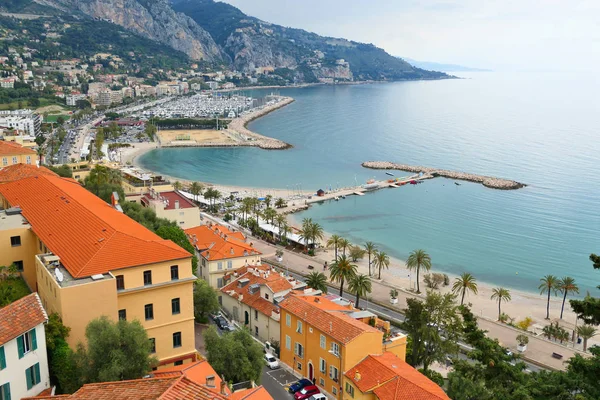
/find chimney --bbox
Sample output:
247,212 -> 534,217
175,200 -> 180,209
206,375 -> 215,388
220,375 -> 227,395
354,370 -> 361,381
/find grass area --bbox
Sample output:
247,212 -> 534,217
0,277 -> 31,306
44,114 -> 71,123
0,97 -> 67,111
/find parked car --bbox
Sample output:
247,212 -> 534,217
288,379 -> 313,394
309,394 -> 327,400
264,354 -> 279,369
215,316 -> 229,330
294,385 -> 320,400
210,312 -> 222,322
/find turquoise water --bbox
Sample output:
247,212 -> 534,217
139,72 -> 600,294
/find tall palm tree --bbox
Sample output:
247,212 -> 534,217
348,274 -> 372,309
306,271 -> 328,294
189,182 -> 203,202
557,277 -> 579,319
364,242 -> 377,277
280,223 -> 291,245
274,214 -> 287,242
264,194 -> 273,209
452,272 -> 478,306
263,208 -> 277,225
491,287 -> 511,321
326,235 -> 342,260
538,275 -> 559,320
372,251 -> 390,280
309,222 -> 324,248
577,325 -> 597,352
338,238 -> 350,257
406,249 -> 431,294
298,218 -> 313,250
329,255 -> 357,297
173,181 -> 183,190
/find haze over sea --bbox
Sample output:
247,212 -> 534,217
139,72 -> 600,295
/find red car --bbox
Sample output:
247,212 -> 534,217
294,385 -> 320,400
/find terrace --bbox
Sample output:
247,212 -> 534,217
36,253 -> 113,288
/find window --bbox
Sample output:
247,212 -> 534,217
144,304 -> 154,321
319,378 -> 325,386
116,275 -> 125,290
297,362 -> 302,371
25,363 -> 41,390
143,270 -> 152,285
217,278 -> 224,288
296,320 -> 303,333
12,157 -> 17,165
173,332 -> 182,348
319,358 -> 326,373
217,262 -> 223,270
227,260 -> 232,269
171,298 -> 180,315
329,366 -> 339,382
174,360 -> 183,366
2,158 -> 6,166
332,387 -> 337,396
265,293 -> 269,300
346,382 -> 355,397
17,329 -> 37,359
26,156 -> 31,165
118,309 -> 127,321
254,310 -> 258,320
12,261 -> 23,272
286,314 -> 291,327
170,265 -> 179,280
202,259 -> 206,267
320,334 -> 326,349
0,346 -> 6,370
254,326 -> 258,336
0,382 -> 10,400
294,342 -> 304,358
331,342 -> 340,357
285,335 -> 291,350
149,338 -> 156,353
10,236 -> 21,247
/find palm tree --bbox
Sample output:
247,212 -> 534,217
557,277 -> 579,319
406,249 -> 431,294
338,238 -> 350,257
452,272 -> 478,305
274,214 -> 286,242
275,197 -> 286,209
577,325 -> 597,352
364,242 -> 377,277
348,274 -> 372,309
263,208 -> 277,225
329,255 -> 357,297
173,181 -> 183,190
299,218 -> 313,250
538,275 -> 559,320
306,272 -> 328,294
280,223 -> 291,245
240,198 -> 253,223
326,235 -> 342,260
309,222 -> 324,249
372,251 -> 390,280
491,287 -> 511,321
189,182 -> 203,202
264,194 -> 273,209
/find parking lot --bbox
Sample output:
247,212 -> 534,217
262,367 -> 299,399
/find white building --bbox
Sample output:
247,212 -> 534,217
66,94 -> 86,106
206,81 -> 219,90
0,293 -> 50,400
0,110 -> 41,136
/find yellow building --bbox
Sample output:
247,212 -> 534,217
0,141 -> 37,168
279,295 -> 399,399
0,129 -> 37,149
66,161 -> 92,182
0,174 -> 197,367
185,224 -> 262,288
138,189 -> 201,229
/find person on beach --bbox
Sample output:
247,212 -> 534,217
324,261 -> 328,271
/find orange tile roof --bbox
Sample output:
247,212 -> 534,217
0,163 -> 57,183
279,295 -> 382,344
185,224 -> 261,262
0,175 -> 191,278
345,352 -> 450,400
0,140 -> 36,156
230,387 -> 273,400
0,293 -> 47,346
221,266 -> 292,317
153,360 -> 230,395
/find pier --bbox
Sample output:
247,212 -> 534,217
362,161 -> 526,190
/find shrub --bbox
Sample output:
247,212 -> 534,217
390,289 -> 399,299
424,273 -> 445,290
443,274 -> 450,286
516,317 -> 533,331
516,334 -> 529,346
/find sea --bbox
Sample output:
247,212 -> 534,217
138,71 -> 600,295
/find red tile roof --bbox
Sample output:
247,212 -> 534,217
141,190 -> 197,210
185,224 -> 261,262
345,352 -> 450,400
0,163 -> 57,183
279,295 -> 382,344
0,175 -> 191,278
0,293 -> 47,346
153,360 -> 230,395
230,387 -> 273,400
0,140 -> 36,156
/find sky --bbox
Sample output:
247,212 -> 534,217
221,0 -> 600,71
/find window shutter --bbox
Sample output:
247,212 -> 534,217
17,335 -> 25,359
2,383 -> 11,400
30,329 -> 38,351
34,363 -> 41,384
26,367 -> 33,390
0,346 -> 6,370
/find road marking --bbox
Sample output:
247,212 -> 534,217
266,369 -> 297,387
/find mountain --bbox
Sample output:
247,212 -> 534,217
171,0 -> 448,82
403,58 -> 491,72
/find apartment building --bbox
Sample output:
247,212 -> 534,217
0,174 -> 197,367
343,352 -> 450,400
0,110 -> 41,136
0,293 -> 50,400
0,141 -> 37,168
185,224 -> 262,288
140,189 -> 201,229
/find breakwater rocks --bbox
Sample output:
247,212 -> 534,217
227,96 -> 294,150
362,161 -> 526,190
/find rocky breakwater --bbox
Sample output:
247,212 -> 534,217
226,96 -> 294,150
362,161 -> 526,190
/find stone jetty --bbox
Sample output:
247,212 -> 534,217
362,161 -> 526,190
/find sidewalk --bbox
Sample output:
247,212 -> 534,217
251,239 -> 585,371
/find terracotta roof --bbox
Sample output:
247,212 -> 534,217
185,225 -> 261,262
230,387 -> 273,400
0,175 -> 191,278
141,190 -> 197,210
153,360 -> 230,395
0,293 -> 48,346
279,295 -> 382,344
0,163 -> 57,183
221,266 -> 293,318
346,352 -> 450,400
0,140 -> 36,156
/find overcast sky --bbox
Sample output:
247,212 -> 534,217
221,0 -> 599,71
